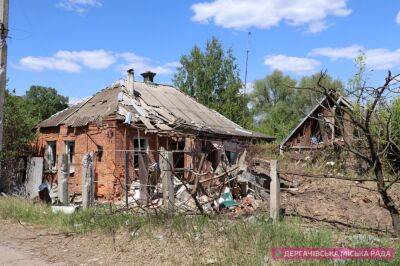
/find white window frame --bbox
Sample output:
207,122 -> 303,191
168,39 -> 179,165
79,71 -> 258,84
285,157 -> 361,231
64,140 -> 75,173
45,141 -> 57,171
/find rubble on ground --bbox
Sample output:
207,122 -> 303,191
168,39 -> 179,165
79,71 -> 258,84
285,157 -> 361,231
112,149 -> 273,216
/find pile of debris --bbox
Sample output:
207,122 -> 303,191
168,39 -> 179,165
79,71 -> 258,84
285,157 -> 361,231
17,147 -> 275,217
122,150 -> 272,216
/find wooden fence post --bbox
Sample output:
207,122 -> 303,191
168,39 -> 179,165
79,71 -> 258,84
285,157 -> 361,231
89,153 -> 95,206
124,150 -> 129,207
270,160 -> 281,221
138,153 -> 149,204
58,154 -> 69,205
82,152 -> 94,209
159,149 -> 174,212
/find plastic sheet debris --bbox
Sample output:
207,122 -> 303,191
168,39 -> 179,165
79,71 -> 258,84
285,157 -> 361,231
218,188 -> 238,209
52,205 -> 79,214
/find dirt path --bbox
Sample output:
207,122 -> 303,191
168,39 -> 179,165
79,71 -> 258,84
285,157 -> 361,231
0,220 -> 209,265
0,221 -> 114,265
0,244 -> 50,266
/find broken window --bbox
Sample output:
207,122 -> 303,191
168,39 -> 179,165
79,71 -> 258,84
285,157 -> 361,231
44,141 -> 56,171
134,138 -> 148,168
170,139 -> 185,170
65,141 -> 75,164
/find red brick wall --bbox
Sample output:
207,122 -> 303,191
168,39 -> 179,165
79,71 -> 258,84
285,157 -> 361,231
37,120 -> 118,199
37,120 -> 233,200
113,122 -> 159,194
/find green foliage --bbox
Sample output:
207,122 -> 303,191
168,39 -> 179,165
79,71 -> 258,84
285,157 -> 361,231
173,36 -> 250,127
250,71 -> 343,140
348,52 -> 367,103
392,98 -> 400,145
388,98 -> 400,171
25,85 -> 69,123
2,86 -> 68,158
3,90 -> 37,157
297,72 -> 343,109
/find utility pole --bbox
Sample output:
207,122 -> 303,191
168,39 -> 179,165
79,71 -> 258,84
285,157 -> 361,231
0,0 -> 9,156
243,31 -> 251,127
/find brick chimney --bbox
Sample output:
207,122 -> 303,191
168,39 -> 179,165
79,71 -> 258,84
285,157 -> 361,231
141,71 -> 156,83
126,69 -> 134,95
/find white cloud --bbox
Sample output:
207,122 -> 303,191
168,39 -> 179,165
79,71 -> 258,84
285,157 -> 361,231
55,50 -> 116,69
18,50 -> 114,73
310,45 -> 363,60
191,0 -> 351,33
264,55 -> 320,74
117,52 -> 179,75
363,48 -> 400,70
164,61 -> 182,68
56,0 -> 102,14
17,50 -> 179,75
18,56 -> 81,73
311,45 -> 400,70
396,11 -> 400,24
307,21 -> 330,34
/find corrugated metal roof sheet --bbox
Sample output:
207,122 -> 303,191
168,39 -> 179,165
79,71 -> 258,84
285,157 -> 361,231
37,81 -> 273,140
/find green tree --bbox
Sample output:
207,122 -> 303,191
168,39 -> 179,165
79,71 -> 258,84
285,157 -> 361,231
297,72 -> 343,113
25,85 -> 69,123
249,71 -> 297,139
3,90 -> 37,157
173,37 -> 249,126
250,71 -> 343,140
2,86 -> 68,158
347,52 -> 367,104
250,70 -> 297,116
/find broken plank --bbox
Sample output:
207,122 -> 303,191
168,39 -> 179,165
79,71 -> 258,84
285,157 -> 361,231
155,122 -> 172,131
139,116 -> 156,130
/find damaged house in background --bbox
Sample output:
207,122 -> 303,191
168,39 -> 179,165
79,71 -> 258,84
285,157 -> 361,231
280,91 -> 353,153
33,69 -> 273,204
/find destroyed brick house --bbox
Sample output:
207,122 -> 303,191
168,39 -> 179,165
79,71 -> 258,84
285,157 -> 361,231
35,70 -> 273,200
280,92 -> 353,153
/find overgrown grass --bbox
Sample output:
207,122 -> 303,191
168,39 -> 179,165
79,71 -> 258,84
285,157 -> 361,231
0,197 -> 399,265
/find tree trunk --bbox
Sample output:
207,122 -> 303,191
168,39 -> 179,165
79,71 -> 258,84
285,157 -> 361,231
375,161 -> 400,235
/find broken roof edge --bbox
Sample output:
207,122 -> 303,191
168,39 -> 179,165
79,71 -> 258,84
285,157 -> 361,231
280,96 -> 327,148
122,117 -> 274,141
157,128 -> 273,141
36,84 -> 120,129
280,92 -> 353,148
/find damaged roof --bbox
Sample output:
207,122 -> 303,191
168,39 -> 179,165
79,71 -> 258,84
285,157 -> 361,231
38,81 -> 273,140
280,92 -> 352,147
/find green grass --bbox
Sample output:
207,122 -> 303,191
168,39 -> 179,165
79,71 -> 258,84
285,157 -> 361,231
0,197 -> 399,265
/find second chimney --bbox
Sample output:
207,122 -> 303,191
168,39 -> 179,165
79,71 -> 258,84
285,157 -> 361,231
141,71 -> 156,83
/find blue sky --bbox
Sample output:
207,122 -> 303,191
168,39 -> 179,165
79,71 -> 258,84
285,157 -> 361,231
7,0 -> 400,103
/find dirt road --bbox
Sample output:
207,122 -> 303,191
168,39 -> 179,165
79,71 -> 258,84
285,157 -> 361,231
0,221 -> 108,265
0,220 -> 202,265
0,244 -> 49,266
